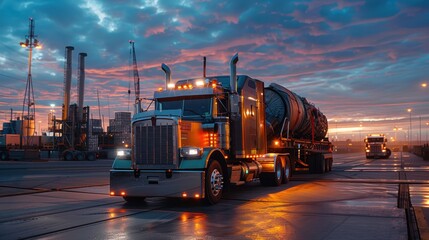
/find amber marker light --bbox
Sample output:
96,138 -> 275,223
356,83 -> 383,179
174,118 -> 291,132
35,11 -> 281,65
422,83 -> 427,88
195,194 -> 200,198
182,193 -> 188,197
110,191 -> 115,196
120,191 -> 126,196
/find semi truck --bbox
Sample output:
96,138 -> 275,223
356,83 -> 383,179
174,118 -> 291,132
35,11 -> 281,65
110,53 -> 333,204
364,134 -> 391,159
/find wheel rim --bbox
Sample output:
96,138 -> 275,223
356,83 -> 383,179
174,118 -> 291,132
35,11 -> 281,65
210,169 -> 223,196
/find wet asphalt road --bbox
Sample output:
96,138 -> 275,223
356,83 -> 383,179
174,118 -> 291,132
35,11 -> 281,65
1,152 -> 427,239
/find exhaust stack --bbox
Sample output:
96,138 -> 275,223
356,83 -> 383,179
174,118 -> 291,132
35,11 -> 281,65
77,52 -> 87,121
63,46 -> 74,121
229,53 -> 239,93
161,63 -> 172,89
203,56 -> 206,78
229,53 -> 239,118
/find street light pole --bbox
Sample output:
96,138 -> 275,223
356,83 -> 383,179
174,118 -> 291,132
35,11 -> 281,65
420,116 -> 422,146
20,18 -> 41,146
426,122 -> 429,144
407,108 -> 412,149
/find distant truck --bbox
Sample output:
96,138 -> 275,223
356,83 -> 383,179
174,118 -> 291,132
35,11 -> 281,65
110,53 -> 333,204
364,134 -> 391,159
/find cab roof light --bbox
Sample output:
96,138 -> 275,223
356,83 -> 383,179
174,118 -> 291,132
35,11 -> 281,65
167,83 -> 176,89
196,80 -> 204,87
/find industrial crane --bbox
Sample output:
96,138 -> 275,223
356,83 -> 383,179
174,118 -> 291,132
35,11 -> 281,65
129,40 -> 141,113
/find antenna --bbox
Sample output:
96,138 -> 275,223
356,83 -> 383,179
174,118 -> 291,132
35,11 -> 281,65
20,17 -> 42,143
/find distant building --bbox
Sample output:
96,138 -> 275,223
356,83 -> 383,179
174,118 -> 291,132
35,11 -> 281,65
89,119 -> 103,135
2,119 -> 22,134
47,111 -> 55,131
108,112 -> 131,147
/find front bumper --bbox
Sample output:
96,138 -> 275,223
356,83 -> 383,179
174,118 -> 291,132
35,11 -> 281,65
366,152 -> 388,157
110,169 -> 205,199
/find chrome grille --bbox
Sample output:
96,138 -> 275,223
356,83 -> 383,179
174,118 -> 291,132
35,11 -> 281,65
134,120 -> 177,167
370,145 -> 381,152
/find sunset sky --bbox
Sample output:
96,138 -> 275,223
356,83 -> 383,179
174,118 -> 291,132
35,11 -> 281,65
0,0 -> 428,142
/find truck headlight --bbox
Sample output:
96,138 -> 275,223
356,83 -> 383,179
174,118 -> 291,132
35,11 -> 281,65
180,147 -> 203,158
116,149 -> 131,159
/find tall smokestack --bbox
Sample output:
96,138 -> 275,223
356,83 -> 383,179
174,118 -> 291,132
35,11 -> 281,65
229,53 -> 239,93
161,63 -> 172,89
63,46 -> 74,121
229,53 -> 239,119
77,52 -> 87,121
203,56 -> 206,78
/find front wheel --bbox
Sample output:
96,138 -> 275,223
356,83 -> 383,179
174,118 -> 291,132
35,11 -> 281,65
205,159 -> 224,205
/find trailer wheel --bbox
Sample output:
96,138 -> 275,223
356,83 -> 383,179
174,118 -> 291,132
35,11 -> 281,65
64,151 -> 73,161
282,157 -> 291,184
87,152 -> 96,161
1,151 -> 8,161
205,159 -> 223,205
327,158 -> 333,172
325,158 -> 333,172
260,158 -> 283,186
75,151 -> 85,161
309,154 -> 325,174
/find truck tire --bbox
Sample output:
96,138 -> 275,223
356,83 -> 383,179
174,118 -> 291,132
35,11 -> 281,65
282,157 -> 291,184
205,159 -> 224,205
260,158 -> 283,186
64,151 -> 73,161
327,158 -> 333,172
87,152 -> 96,161
1,151 -> 8,161
309,154 -> 325,174
324,158 -> 329,172
386,149 -> 392,159
75,151 -> 85,161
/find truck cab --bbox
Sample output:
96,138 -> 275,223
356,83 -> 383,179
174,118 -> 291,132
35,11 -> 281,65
364,134 -> 391,159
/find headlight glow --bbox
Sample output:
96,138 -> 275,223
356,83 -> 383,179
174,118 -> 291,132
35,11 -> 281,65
180,147 -> 202,158
117,150 -> 125,156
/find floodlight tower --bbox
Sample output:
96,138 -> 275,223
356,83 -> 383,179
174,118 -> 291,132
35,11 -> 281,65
19,18 -> 41,145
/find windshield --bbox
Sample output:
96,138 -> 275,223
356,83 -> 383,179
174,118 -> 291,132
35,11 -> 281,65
157,97 -> 212,119
367,137 -> 384,143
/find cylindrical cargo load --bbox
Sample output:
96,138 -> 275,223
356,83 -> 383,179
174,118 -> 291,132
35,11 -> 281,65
264,83 -> 328,141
